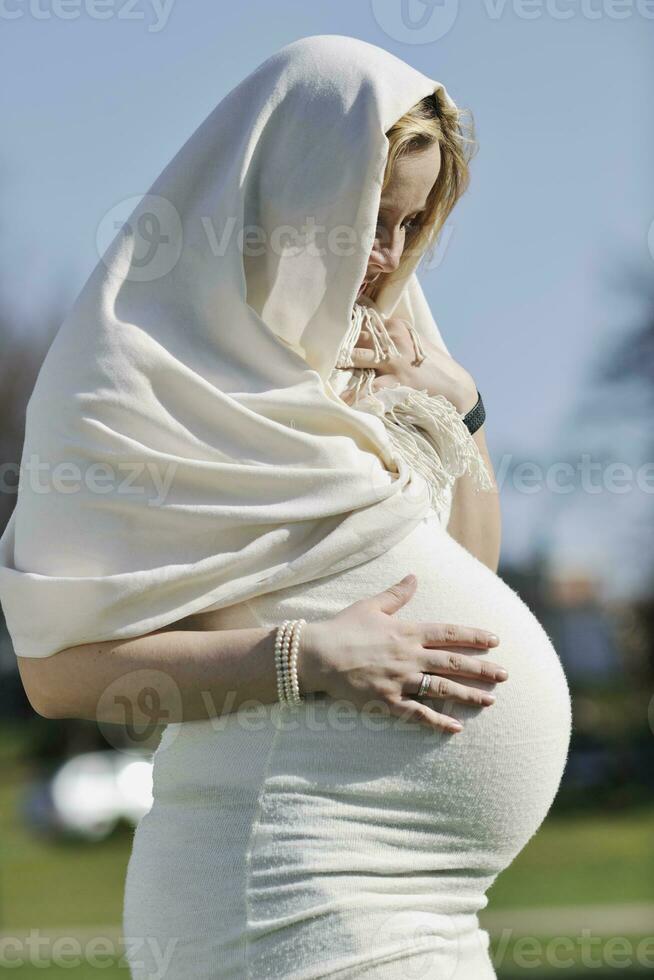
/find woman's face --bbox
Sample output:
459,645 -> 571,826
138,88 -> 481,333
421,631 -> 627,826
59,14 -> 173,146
357,140 -> 442,300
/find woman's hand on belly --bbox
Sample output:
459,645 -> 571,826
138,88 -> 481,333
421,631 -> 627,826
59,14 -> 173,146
299,572 -> 509,735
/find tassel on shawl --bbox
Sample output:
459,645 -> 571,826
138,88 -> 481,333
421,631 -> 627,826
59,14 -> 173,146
336,301 -> 427,371
382,388 -> 496,512
331,302 -> 496,515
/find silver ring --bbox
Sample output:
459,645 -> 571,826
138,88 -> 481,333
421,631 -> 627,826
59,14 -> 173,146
417,672 -> 431,698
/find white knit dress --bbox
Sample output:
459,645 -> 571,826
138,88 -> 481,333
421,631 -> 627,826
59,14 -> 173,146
122,473 -> 572,978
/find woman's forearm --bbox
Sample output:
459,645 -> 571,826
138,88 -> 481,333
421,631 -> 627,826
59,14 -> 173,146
22,622 -> 321,725
446,424 -> 501,572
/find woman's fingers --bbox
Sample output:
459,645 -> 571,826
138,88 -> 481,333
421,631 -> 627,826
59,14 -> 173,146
414,623 -> 507,682
386,697 -> 464,734
406,673 -> 497,707
370,375 -> 399,390
349,347 -> 384,367
423,651 -> 509,683
418,623 -> 500,650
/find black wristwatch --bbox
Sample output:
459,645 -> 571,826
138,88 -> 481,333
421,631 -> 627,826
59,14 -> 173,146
462,390 -> 485,435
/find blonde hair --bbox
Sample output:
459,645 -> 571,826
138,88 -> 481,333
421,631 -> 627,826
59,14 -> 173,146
366,89 -> 477,303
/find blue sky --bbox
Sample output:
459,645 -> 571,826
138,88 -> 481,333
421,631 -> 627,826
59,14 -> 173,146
1,0 -> 652,595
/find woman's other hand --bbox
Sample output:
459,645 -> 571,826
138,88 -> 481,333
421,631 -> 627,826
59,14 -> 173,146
349,315 -> 478,415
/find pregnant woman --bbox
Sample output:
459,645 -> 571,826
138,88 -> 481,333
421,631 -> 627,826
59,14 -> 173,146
0,34 -> 572,979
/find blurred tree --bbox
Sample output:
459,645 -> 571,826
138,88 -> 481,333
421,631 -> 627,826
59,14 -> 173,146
0,271 -> 68,711
0,294 -> 64,532
595,267 -> 654,676
599,268 -> 654,390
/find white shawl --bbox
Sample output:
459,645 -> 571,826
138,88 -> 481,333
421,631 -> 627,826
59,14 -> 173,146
0,34 -> 492,659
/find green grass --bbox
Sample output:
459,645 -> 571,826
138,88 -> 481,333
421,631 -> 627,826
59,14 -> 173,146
2,774 -> 133,928
486,806 -> 654,909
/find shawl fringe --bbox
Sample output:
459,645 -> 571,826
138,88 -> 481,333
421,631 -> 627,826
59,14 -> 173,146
332,303 -> 496,514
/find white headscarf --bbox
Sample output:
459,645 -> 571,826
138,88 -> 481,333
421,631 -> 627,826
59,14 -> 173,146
0,34 -> 492,659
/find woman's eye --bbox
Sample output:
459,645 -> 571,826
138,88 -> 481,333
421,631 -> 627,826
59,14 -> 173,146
402,216 -> 421,234
375,217 -> 420,232
374,216 -> 421,240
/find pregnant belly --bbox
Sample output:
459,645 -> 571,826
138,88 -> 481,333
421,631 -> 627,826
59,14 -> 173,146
153,508 -> 572,923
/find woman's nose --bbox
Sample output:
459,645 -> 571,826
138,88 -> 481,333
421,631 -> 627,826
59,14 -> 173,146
370,226 -> 404,273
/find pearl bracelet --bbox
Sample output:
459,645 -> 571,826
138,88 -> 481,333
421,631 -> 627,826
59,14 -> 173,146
274,618 -> 306,706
